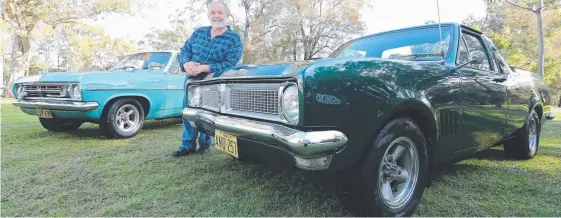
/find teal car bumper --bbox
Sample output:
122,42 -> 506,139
13,100 -> 101,120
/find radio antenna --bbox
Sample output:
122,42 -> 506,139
436,0 -> 445,62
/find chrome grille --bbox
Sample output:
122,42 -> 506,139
21,83 -> 70,98
201,84 -> 220,108
230,89 -> 278,114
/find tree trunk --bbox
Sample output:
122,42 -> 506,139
535,0 -> 545,79
3,33 -> 31,97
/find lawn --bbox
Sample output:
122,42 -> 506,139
1,103 -> 560,216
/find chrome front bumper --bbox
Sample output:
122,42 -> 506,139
12,100 -> 99,111
182,108 -> 348,157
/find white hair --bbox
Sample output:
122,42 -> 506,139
207,0 -> 230,14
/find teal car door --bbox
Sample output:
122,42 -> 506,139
164,54 -> 188,117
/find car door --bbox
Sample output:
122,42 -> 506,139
457,30 -> 508,154
164,54 -> 188,117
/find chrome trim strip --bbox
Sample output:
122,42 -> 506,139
23,97 -> 74,101
18,82 -> 78,86
85,88 -> 168,91
12,100 -> 99,111
183,108 -> 348,156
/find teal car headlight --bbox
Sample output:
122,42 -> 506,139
188,86 -> 202,107
68,84 -> 82,100
281,85 -> 299,124
15,85 -> 26,100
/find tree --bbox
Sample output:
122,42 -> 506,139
290,0 -> 368,60
0,0 -> 138,97
497,0 -> 560,79
137,0 -> 206,51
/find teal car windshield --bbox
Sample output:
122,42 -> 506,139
110,52 -> 172,71
330,26 -> 452,61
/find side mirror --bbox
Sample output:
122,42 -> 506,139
468,50 -> 485,65
454,50 -> 486,70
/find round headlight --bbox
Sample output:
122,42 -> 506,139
68,84 -> 81,100
16,85 -> 26,100
60,86 -> 68,97
189,86 -> 201,107
281,85 -> 299,124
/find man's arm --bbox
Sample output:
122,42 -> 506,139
179,29 -> 198,73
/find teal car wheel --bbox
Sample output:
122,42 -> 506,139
100,98 -> 145,139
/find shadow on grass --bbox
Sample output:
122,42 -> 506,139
36,118 -> 184,140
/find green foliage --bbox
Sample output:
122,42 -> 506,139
463,0 -> 561,91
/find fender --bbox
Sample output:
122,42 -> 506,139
94,93 -> 156,120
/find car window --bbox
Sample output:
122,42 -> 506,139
331,26 -> 452,61
456,35 -> 469,65
485,37 -> 511,75
110,52 -> 171,71
168,55 -> 183,74
462,33 -> 491,71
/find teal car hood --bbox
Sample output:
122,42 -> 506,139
15,70 -> 152,84
220,60 -> 317,78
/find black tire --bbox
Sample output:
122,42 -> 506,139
39,118 -> 83,132
99,98 -> 145,138
504,110 -> 540,159
358,118 -> 429,217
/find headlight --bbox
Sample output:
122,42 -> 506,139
188,86 -> 202,107
281,85 -> 299,124
15,85 -> 26,100
68,84 -> 82,100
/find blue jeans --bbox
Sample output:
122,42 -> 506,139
181,117 -> 212,150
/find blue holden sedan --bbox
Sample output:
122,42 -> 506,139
12,50 -> 187,138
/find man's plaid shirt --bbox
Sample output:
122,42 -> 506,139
179,26 -> 243,80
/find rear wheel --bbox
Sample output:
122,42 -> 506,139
39,118 -> 83,132
504,110 -> 540,159
358,118 -> 429,216
100,98 -> 145,138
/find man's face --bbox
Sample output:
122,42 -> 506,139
208,3 -> 228,28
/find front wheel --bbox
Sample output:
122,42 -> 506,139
359,118 -> 429,216
39,118 -> 83,132
100,98 -> 145,138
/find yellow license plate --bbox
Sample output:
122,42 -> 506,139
37,109 -> 53,118
214,129 -> 238,158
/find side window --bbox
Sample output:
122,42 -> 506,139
462,33 -> 491,71
487,39 -> 511,75
456,36 -> 469,65
168,55 -> 183,74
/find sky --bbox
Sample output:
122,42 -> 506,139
91,0 -> 488,42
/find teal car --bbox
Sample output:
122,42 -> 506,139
12,50 -> 187,138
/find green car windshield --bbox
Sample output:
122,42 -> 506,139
110,52 -> 172,71
330,26 -> 452,61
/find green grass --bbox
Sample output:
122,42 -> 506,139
2,104 -> 561,216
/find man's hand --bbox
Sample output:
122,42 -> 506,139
193,65 -> 210,75
183,62 -> 200,75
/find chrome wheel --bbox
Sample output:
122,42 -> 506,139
377,136 -> 419,210
528,118 -> 538,156
114,104 -> 140,133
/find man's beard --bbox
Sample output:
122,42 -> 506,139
210,19 -> 227,28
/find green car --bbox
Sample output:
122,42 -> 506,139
182,23 -> 554,216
